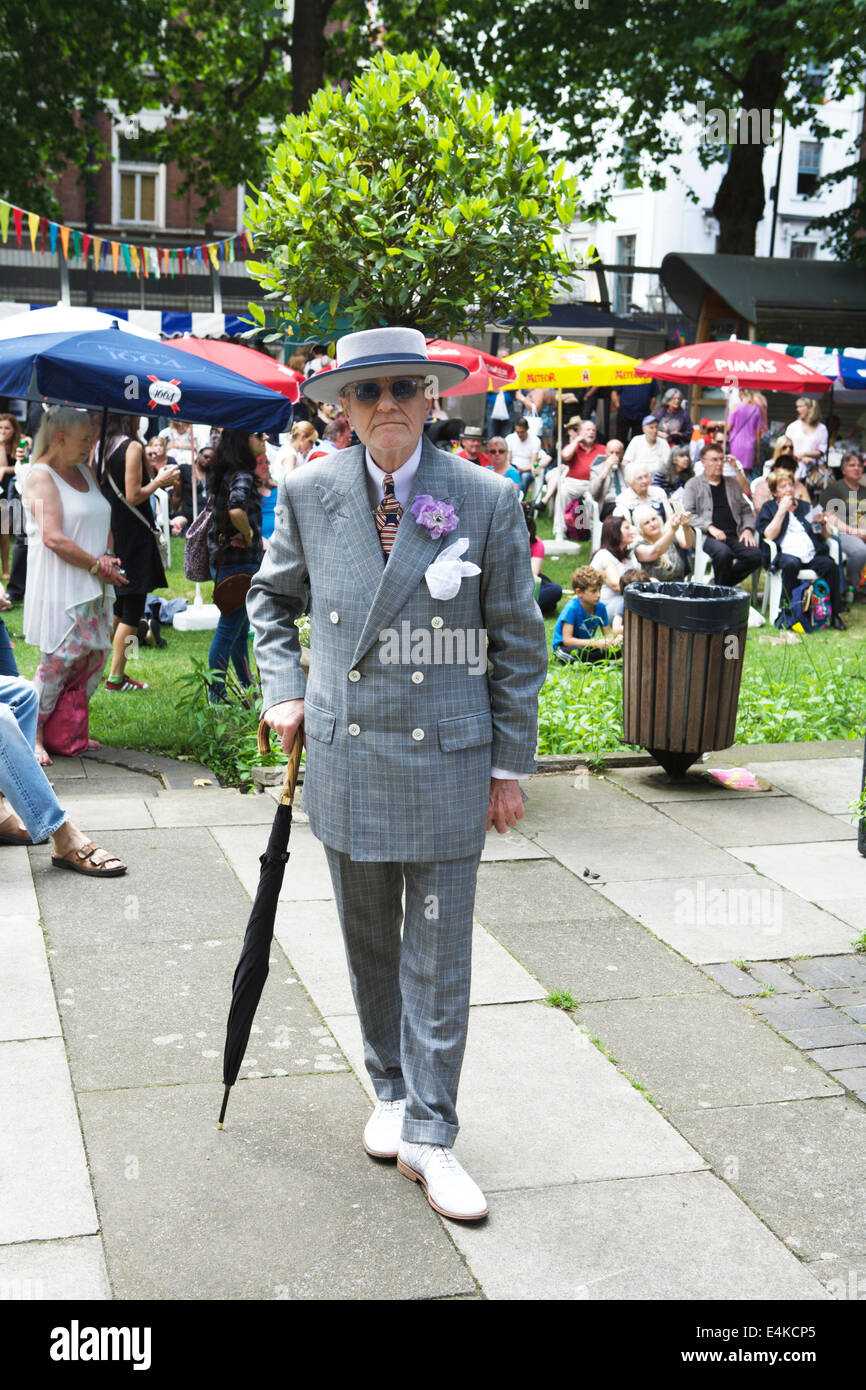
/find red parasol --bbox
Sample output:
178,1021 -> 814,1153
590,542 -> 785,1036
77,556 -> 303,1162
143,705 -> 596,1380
170,336 -> 303,402
635,338 -> 834,395
425,339 -> 517,397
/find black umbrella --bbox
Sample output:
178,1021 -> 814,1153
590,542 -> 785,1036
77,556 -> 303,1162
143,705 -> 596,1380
217,723 -> 303,1128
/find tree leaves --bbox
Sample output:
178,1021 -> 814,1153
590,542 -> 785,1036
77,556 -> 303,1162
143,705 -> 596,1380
246,48 -> 580,340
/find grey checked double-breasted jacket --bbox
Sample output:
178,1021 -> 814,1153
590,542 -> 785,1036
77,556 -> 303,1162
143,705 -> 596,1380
247,437 -> 548,861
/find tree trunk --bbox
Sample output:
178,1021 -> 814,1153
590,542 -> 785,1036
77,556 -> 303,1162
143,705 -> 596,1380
291,1 -> 333,115
712,49 -> 786,255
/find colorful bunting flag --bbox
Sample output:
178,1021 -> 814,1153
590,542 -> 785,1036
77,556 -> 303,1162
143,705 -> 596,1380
0,202 -> 9,242
82,234 -> 91,261
59,225 -> 70,259
207,244 -> 218,270
122,244 -> 132,274
13,207 -> 23,247
71,228 -> 81,261
129,246 -> 140,276
112,241 -> 121,274
49,222 -> 58,254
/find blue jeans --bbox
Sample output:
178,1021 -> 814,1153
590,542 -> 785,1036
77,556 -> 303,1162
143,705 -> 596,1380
0,619 -> 18,677
208,563 -> 256,700
0,675 -> 67,841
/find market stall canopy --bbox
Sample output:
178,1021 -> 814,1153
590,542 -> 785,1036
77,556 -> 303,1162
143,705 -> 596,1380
661,253 -> 866,347
170,336 -> 303,402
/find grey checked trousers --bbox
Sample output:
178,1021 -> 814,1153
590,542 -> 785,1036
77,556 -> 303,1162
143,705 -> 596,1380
323,846 -> 481,1147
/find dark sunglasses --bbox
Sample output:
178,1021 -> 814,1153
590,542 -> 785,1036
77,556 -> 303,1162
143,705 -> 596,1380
350,377 -> 421,404
488,446 -> 507,453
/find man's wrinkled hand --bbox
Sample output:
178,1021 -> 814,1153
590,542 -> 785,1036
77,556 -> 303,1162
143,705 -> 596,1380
263,699 -> 305,755
487,778 -> 524,834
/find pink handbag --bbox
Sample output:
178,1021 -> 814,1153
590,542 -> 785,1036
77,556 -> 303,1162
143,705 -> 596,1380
41,653 -> 102,757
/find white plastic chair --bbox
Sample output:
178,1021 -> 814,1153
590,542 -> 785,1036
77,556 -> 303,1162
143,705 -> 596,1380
154,487 -> 172,562
691,528 -> 714,585
761,535 -> 842,626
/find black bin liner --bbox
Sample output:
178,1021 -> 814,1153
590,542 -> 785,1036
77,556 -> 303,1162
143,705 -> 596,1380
624,581 -> 751,634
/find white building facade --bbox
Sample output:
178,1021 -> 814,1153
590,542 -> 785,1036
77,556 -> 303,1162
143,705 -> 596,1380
566,86 -> 864,317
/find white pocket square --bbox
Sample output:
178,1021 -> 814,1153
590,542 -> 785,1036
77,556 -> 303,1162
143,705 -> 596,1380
424,537 -> 481,600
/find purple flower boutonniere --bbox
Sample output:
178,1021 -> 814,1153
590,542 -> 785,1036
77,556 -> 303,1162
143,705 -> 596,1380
410,494 -> 459,540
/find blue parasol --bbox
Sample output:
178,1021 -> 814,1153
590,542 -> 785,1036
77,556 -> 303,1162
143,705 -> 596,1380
0,325 -> 293,433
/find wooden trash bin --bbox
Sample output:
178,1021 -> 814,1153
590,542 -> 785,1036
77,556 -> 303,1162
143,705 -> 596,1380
623,582 -> 751,778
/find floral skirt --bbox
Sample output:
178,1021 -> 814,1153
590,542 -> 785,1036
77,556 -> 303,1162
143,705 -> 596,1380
33,597 -> 112,723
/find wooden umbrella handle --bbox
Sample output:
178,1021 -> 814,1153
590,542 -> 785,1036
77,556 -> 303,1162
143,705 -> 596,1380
257,719 -> 304,805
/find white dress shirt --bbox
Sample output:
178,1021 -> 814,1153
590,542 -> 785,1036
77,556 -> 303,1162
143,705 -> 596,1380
365,439 -> 521,782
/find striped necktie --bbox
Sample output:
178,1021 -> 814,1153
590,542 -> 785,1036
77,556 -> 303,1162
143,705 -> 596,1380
375,473 -> 402,558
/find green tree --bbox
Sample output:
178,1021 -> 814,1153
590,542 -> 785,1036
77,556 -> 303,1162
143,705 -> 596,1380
367,0 -> 866,257
245,49 -> 579,341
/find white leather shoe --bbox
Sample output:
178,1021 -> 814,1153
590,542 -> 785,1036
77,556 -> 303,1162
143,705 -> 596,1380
397,1141 -> 488,1221
363,1098 -> 406,1158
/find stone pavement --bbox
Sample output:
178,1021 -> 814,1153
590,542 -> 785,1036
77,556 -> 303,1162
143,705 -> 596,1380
2,741 -> 865,1301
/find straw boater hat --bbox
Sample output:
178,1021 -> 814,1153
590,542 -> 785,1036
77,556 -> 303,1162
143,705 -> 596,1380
301,327 -> 469,406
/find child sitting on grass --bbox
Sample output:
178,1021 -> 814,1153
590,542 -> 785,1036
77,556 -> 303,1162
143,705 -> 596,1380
553,565 -> 624,664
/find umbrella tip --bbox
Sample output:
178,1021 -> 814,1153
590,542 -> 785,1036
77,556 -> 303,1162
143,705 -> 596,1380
217,1122 -> 223,1130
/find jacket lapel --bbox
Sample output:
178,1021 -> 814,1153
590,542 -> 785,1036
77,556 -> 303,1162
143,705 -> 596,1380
351,439 -> 466,666
313,446 -> 383,609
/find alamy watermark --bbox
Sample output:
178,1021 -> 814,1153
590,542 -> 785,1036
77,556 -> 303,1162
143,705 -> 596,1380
692,100 -> 780,147
378,620 -> 487,675
674,881 -> 783,936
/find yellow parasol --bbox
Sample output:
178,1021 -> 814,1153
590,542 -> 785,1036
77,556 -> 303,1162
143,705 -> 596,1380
501,338 -> 651,535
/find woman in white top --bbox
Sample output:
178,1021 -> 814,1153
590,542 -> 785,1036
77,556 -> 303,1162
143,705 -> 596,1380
22,408 -> 127,765
590,514 -> 637,620
786,397 -> 828,478
280,420 -> 319,473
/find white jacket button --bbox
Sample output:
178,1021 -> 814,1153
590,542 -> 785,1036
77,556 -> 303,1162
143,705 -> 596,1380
411,728 -> 425,741
348,669 -> 361,681
329,611 -> 339,623
348,723 -> 360,736
431,616 -> 444,629
411,671 -> 424,684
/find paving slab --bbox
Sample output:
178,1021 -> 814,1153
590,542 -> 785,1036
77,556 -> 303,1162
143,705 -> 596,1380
77,1075 -> 475,1301
575,993 -> 843,1112
793,956 -> 866,990
475,900 -> 713,1004
820,987 -> 866,1007
700,962 -> 761,996
0,914 -> 61,1042
326,1003 -> 707,1190
145,789 -> 279,827
39,755 -> 86,779
522,771 -> 662,833
49,937 -> 347,1091
747,995 -> 836,1030
474,860 -> 625,928
603,765 -> 782,803
828,1068 -> 866,1092
480,828 -> 550,861
449,1171 -> 827,1301
669,1098 -> 866,1261
0,1237 -> 111,1301
742,758 -> 862,814
30,829 -> 255,945
820,899 -> 866,933
0,845 -> 40,919
596,874 -> 851,963
54,796 -> 155,831
745,962 -> 802,992
659,796 -> 857,846
0,1038 -> 98,1243
533,822 -> 743,885
720,739 -> 862,764
807,1045 -> 866,1071
213,823 -> 334,901
783,1022 -> 866,1049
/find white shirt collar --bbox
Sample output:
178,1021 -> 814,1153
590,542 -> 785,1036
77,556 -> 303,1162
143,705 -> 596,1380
364,437 -> 423,510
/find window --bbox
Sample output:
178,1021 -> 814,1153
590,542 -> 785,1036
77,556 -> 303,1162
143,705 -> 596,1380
114,129 -> 164,227
615,234 -> 636,316
797,142 -> 822,196
790,240 -> 816,259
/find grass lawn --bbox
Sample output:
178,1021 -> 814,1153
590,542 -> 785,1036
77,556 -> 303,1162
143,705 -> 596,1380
5,518 -> 865,783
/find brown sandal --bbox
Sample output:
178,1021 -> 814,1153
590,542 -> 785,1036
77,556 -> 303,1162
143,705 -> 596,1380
0,817 -> 33,846
51,841 -> 127,877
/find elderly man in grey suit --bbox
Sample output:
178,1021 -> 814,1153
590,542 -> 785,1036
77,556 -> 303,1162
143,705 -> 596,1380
247,327 -> 547,1221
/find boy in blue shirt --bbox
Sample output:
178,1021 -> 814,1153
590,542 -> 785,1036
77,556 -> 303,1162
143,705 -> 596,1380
553,566 -> 623,664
